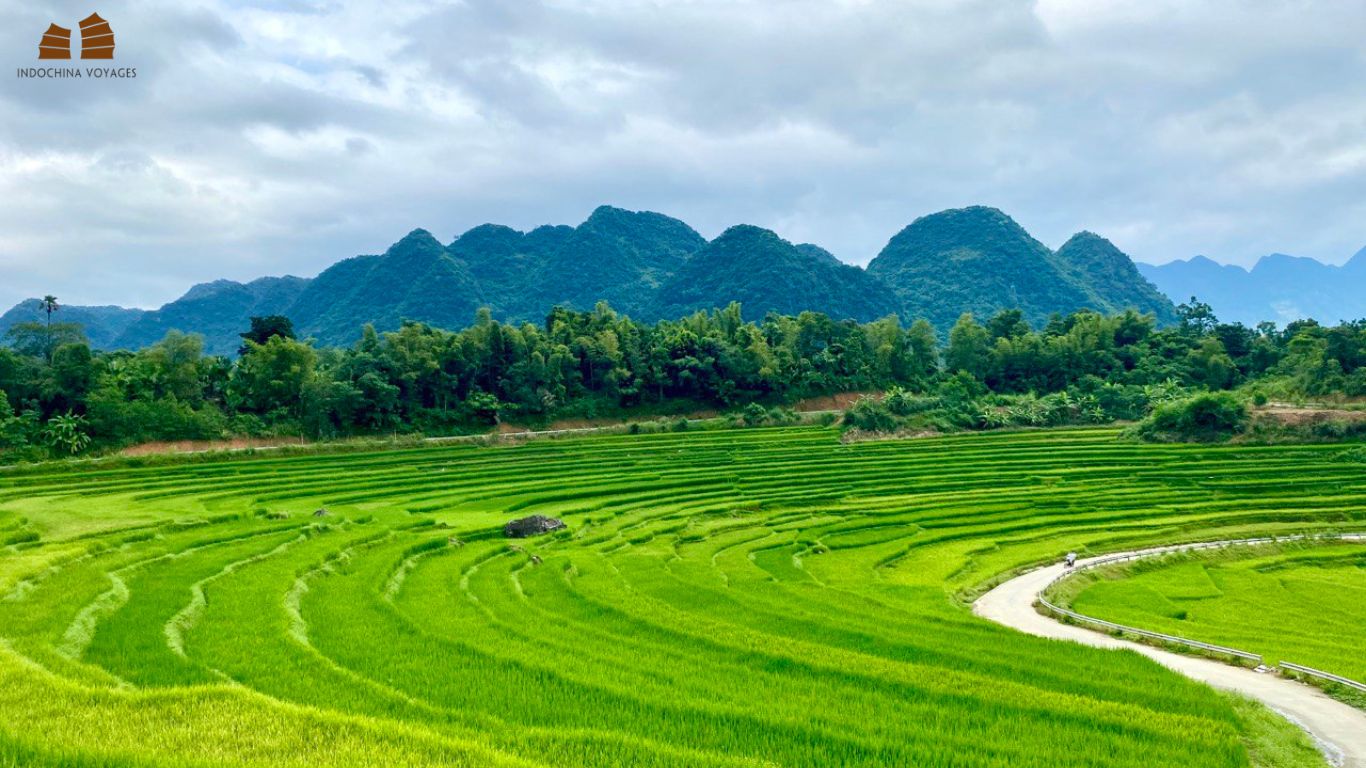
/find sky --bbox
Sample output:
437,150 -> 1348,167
2,0 -> 1365,311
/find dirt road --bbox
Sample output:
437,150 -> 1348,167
974,545 -> 1366,767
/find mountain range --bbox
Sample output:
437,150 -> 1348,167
868,207 -> 1175,331
2,205 -> 1179,355
1138,250 -> 1366,327
0,300 -> 145,350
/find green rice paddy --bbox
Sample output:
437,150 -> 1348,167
1069,541 -> 1366,683
1,425 -> 1358,767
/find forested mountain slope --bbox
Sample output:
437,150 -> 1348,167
4,206 -> 1179,351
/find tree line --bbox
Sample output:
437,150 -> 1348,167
2,297 -> 1364,458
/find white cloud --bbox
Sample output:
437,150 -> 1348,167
0,0 -> 1364,309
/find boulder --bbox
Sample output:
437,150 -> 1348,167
503,515 -> 566,538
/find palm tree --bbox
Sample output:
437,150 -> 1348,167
42,295 -> 59,327
38,295 -> 61,361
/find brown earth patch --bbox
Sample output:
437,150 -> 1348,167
840,427 -> 941,444
120,436 -> 311,457
500,409 -> 721,434
791,391 -> 879,412
1256,405 -> 1366,427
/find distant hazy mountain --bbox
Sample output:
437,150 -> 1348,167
4,204 -> 1181,352
1138,248 -> 1366,326
867,207 -> 1173,330
656,225 -> 901,322
1349,247 -> 1366,275
115,276 -> 310,355
0,300 -> 145,349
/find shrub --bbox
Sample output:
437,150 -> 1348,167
1310,420 -> 1366,441
1347,369 -> 1366,397
883,387 -> 915,416
87,396 -> 229,445
464,391 -> 502,426
885,387 -> 938,417
43,412 -> 91,455
843,396 -> 898,433
0,402 -> 39,452
741,403 -> 769,427
1067,377 -> 1144,421
937,371 -> 987,408
1133,392 -> 1249,442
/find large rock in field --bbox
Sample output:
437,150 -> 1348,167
503,515 -> 566,538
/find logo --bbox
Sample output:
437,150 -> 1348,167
37,23 -> 71,60
38,13 -> 115,59
19,12 -> 133,79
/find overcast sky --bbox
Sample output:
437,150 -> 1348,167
2,0 -> 1365,310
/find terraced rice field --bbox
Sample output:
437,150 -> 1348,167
1,425 -> 1361,767
1069,542 -> 1366,683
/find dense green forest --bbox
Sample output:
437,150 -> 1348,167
2,206 -> 1180,355
2,296 -> 1364,460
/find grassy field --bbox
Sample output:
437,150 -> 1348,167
1068,541 -> 1366,683
1,425 -> 1360,767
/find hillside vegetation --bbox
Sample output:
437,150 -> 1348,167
0,426 -> 1342,767
868,206 -> 1091,330
0,300 -> 145,350
655,225 -> 900,322
3,293 -> 1366,460
2,205 -> 1175,354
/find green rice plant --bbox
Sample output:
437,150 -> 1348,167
0,425 -> 1347,767
1069,540 -> 1366,683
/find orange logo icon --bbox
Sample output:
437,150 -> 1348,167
38,23 -> 71,59
79,13 -> 115,59
37,13 -> 115,60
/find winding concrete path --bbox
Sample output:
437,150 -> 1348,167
973,543 -> 1366,768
